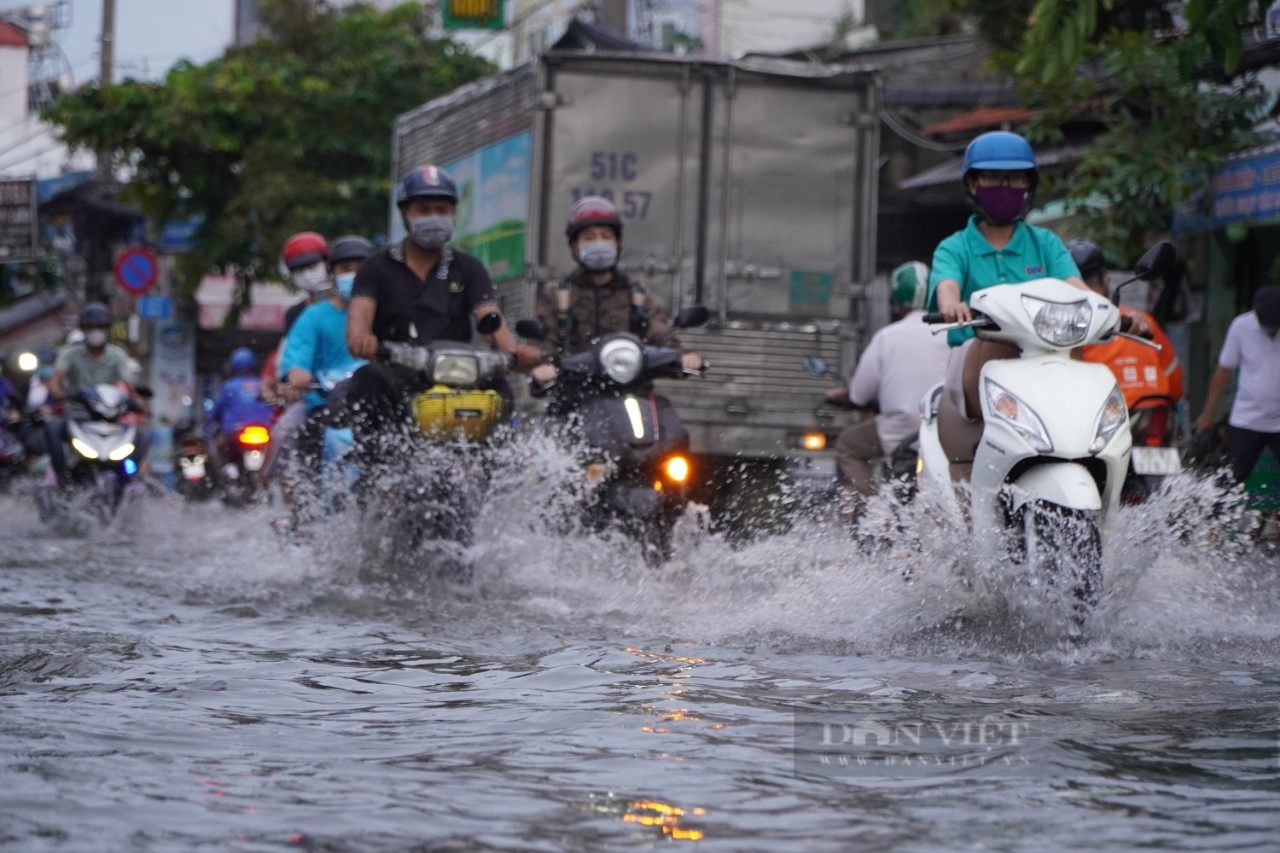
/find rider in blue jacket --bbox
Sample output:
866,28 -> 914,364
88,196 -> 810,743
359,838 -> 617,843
206,348 -> 274,449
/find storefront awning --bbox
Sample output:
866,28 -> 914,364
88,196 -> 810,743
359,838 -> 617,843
195,274 -> 298,331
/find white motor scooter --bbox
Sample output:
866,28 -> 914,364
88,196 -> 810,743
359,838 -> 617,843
916,242 -> 1175,634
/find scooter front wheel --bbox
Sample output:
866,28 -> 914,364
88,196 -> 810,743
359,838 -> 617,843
1022,502 -> 1103,637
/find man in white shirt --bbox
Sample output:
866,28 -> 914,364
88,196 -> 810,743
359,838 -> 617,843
1194,286 -> 1280,484
826,262 -> 952,508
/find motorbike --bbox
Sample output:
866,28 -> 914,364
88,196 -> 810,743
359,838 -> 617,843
37,383 -> 143,525
346,313 -> 513,574
1122,393 -> 1181,504
515,306 -> 709,562
172,417 -> 217,501
216,421 -> 272,507
916,242 -> 1176,636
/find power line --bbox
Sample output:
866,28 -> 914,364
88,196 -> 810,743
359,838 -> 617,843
0,139 -> 68,174
878,108 -> 969,152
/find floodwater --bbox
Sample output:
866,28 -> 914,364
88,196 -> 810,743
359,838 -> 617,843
1,447 -> 1278,852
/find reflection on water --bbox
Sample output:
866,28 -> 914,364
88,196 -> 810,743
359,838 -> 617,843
623,800 -> 706,841
0,445 -> 1278,850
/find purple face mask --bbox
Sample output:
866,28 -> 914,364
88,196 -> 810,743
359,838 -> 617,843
974,186 -> 1028,224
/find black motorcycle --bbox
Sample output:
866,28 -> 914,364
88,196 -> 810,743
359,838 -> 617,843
516,306 -> 709,561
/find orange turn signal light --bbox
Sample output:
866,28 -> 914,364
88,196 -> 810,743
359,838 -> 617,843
238,425 -> 271,446
664,455 -> 690,483
802,432 -> 827,451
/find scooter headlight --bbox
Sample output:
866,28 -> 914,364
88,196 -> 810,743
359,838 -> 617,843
108,443 -> 136,462
599,338 -> 643,385
1091,386 -> 1128,453
983,378 -> 1052,453
70,437 -> 99,460
1022,296 -> 1091,347
431,354 -> 480,387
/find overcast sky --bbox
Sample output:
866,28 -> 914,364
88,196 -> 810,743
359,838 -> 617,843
40,0 -> 233,84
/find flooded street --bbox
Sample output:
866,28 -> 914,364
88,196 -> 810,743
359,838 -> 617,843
1,464 -> 1278,851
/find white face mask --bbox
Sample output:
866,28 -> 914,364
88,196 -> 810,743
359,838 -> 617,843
292,262 -> 331,293
85,329 -> 108,348
578,240 -> 618,272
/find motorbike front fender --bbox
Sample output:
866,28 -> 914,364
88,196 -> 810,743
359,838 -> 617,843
1009,463 -> 1102,513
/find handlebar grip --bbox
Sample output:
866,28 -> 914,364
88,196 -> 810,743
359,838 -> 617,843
922,313 -> 947,324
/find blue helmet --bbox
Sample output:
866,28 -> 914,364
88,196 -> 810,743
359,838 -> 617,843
962,131 -> 1037,177
229,347 -> 257,375
396,165 -> 458,206
79,301 -> 111,328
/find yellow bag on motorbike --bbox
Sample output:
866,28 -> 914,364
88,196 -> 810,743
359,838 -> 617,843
412,384 -> 505,441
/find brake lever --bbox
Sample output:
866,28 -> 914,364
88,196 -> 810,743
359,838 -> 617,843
1118,332 -> 1163,351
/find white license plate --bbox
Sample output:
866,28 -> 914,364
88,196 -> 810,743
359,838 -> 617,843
243,450 -> 266,472
788,455 -> 839,491
1131,446 -> 1182,476
181,459 -> 206,479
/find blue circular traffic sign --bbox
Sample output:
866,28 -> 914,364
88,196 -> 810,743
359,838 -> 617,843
114,246 -> 159,295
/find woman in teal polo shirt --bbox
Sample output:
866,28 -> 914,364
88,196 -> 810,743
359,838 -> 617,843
926,131 -> 1085,421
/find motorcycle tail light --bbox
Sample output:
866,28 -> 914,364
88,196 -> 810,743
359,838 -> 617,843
664,455 -> 690,484
1135,405 -> 1171,447
238,425 -> 271,446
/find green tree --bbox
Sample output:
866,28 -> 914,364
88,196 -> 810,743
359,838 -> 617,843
43,0 -> 493,305
905,0 -> 1270,262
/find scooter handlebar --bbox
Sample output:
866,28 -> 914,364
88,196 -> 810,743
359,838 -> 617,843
922,312 -> 947,324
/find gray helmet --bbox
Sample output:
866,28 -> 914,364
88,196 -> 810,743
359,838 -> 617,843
330,234 -> 373,265
1066,239 -> 1107,281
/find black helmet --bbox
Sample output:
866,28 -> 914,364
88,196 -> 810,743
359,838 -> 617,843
1255,286 -> 1280,328
1066,239 -> 1107,281
330,234 -> 373,265
79,302 -> 111,327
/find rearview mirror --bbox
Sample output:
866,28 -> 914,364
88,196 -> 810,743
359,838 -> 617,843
1133,241 -> 1176,282
514,318 -> 548,340
1113,241 -> 1177,305
674,306 -> 710,329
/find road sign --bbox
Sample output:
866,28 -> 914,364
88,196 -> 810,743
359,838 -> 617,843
114,246 -> 159,295
443,0 -> 504,30
138,295 -> 173,320
0,177 -> 37,263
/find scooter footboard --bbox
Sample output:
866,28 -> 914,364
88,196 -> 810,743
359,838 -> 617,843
1009,463 -> 1102,512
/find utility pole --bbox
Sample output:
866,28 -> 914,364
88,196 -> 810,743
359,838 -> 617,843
87,0 -> 115,304
95,0 -> 114,182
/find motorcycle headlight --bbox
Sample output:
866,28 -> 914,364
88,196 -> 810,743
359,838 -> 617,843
431,354 -> 480,387
70,437 -> 99,460
108,443 -> 136,462
1090,386 -> 1128,453
1022,296 -> 1091,347
984,378 -> 1052,453
599,338 -> 643,385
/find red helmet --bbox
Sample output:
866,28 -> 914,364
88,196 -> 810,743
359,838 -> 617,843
282,232 -> 330,271
565,196 -> 622,243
